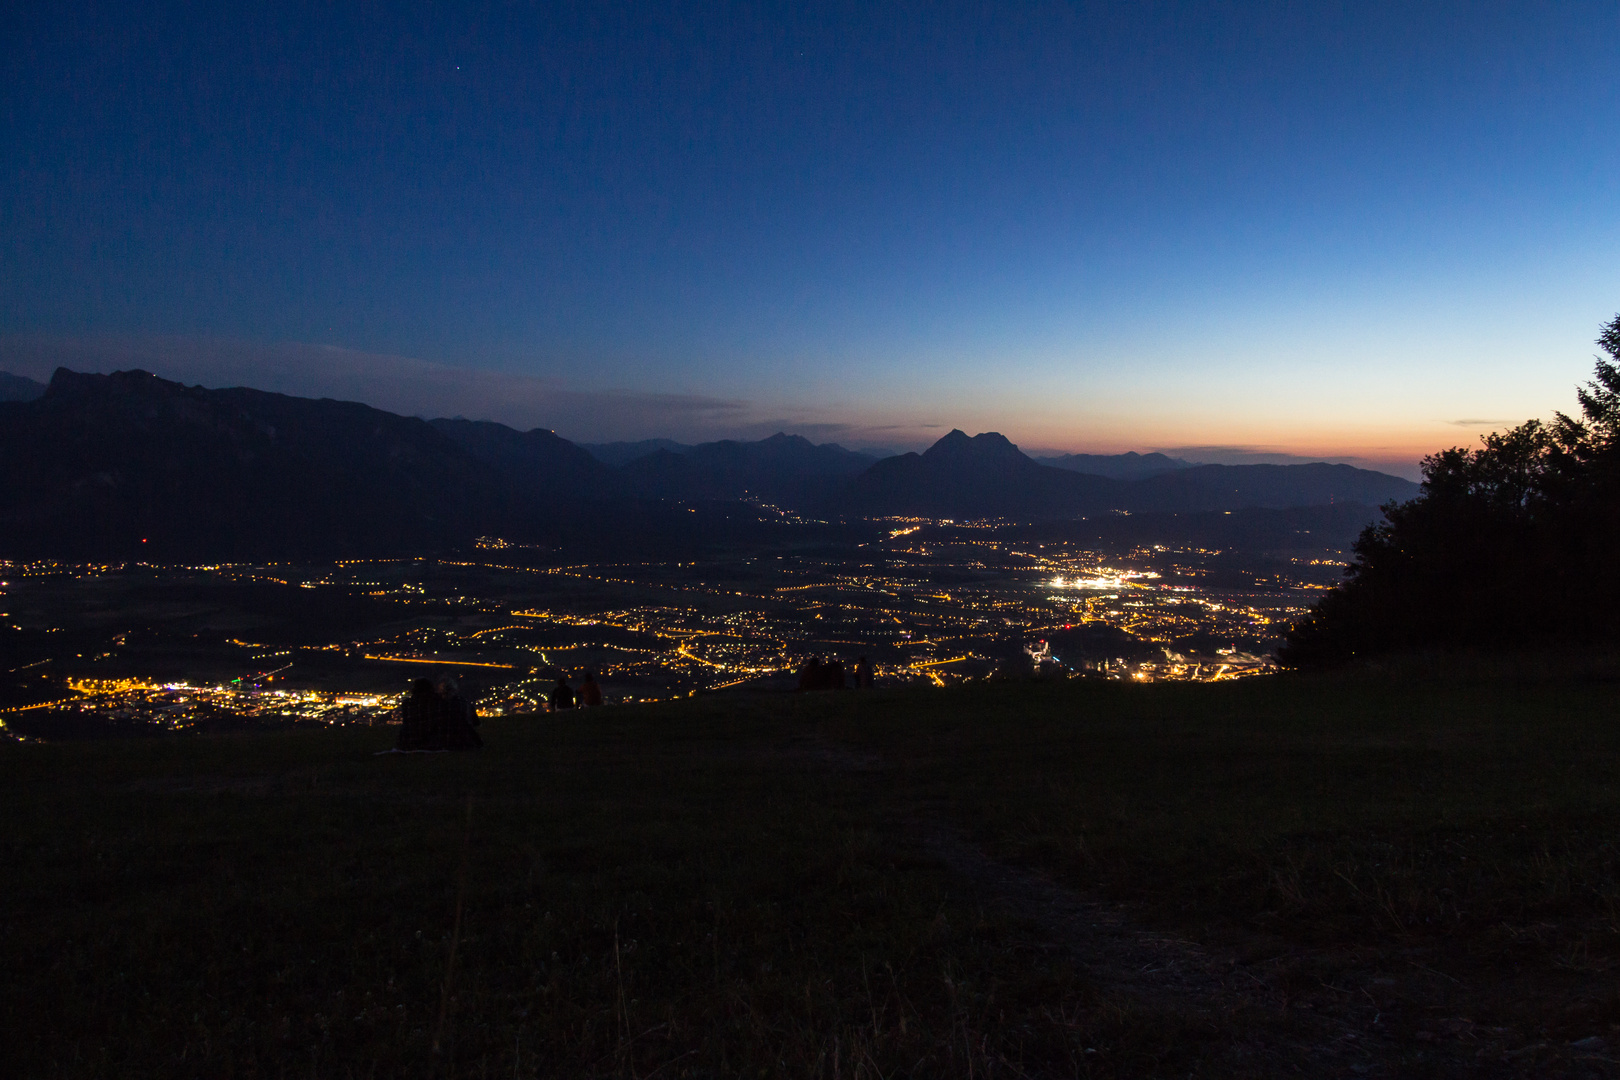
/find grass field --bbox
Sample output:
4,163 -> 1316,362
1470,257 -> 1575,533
7,670 -> 1620,1077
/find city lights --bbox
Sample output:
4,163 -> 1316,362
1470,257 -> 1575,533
2,526 -> 1339,736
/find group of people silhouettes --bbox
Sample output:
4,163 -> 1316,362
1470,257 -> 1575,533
396,657 -> 881,749
393,670 -> 608,749
796,655 -> 875,692
395,676 -> 482,751
548,671 -> 605,711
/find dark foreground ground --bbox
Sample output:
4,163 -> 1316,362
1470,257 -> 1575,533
7,670 -> 1620,1078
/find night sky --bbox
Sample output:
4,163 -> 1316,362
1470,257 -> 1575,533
4,2 -> 1618,473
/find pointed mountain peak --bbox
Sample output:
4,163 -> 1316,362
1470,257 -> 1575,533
920,429 -> 971,456
922,429 -> 1027,463
760,432 -> 814,448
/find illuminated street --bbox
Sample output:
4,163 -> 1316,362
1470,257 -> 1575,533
0,518 -> 1344,736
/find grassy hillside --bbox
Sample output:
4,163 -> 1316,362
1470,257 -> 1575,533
7,672 -> 1620,1077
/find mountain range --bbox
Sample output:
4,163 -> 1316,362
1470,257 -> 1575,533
1034,450 -> 1191,479
0,369 -> 1420,558
830,430 -> 1416,519
616,435 -> 877,508
0,371 -> 46,402
0,369 -> 519,558
579,438 -> 695,466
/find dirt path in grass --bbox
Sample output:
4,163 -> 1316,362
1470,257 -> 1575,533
765,733 -> 1600,1078
916,819 -> 1406,1076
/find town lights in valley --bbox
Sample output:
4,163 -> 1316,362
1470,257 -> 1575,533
1049,571 -> 1159,591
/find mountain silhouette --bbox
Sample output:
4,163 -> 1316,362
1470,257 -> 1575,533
0,371 -> 1422,559
1036,450 -> 1190,480
0,369 -> 523,559
832,430 -> 1121,517
0,370 -> 46,402
430,418 -> 618,499
616,433 -> 875,507
580,438 -> 695,466
828,430 -> 1418,518
0,370 -> 847,560
1123,462 -> 1417,513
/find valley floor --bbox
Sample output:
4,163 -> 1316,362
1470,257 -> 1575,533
6,670 -> 1620,1077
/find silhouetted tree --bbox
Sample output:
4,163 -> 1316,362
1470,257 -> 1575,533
1280,313 -> 1620,666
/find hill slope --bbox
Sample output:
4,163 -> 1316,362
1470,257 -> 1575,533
579,438 -> 695,466
1123,462 -> 1418,513
618,433 -> 875,507
0,370 -> 46,402
1036,450 -> 1191,479
0,369 -> 522,559
429,418 -> 619,499
7,675 -> 1618,1076
0,370 -> 843,560
0,372 -> 1423,556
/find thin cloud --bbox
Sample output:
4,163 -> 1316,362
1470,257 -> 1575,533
0,333 -> 973,449
1446,418 -> 1516,427
0,333 -> 749,442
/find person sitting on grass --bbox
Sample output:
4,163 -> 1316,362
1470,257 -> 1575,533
548,675 -> 576,712
797,656 -> 847,691
854,656 -> 874,688
436,676 -> 483,750
396,678 -> 441,750
396,677 -> 482,751
577,671 -> 604,707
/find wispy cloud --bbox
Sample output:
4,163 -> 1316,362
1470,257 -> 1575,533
1445,418 -> 1516,427
0,333 -> 977,449
0,334 -> 753,442
0,333 -> 1423,467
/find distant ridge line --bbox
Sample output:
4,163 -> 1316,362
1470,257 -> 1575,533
0,368 -> 1419,559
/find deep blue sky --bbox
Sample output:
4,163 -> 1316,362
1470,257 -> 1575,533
4,2 -> 1618,471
